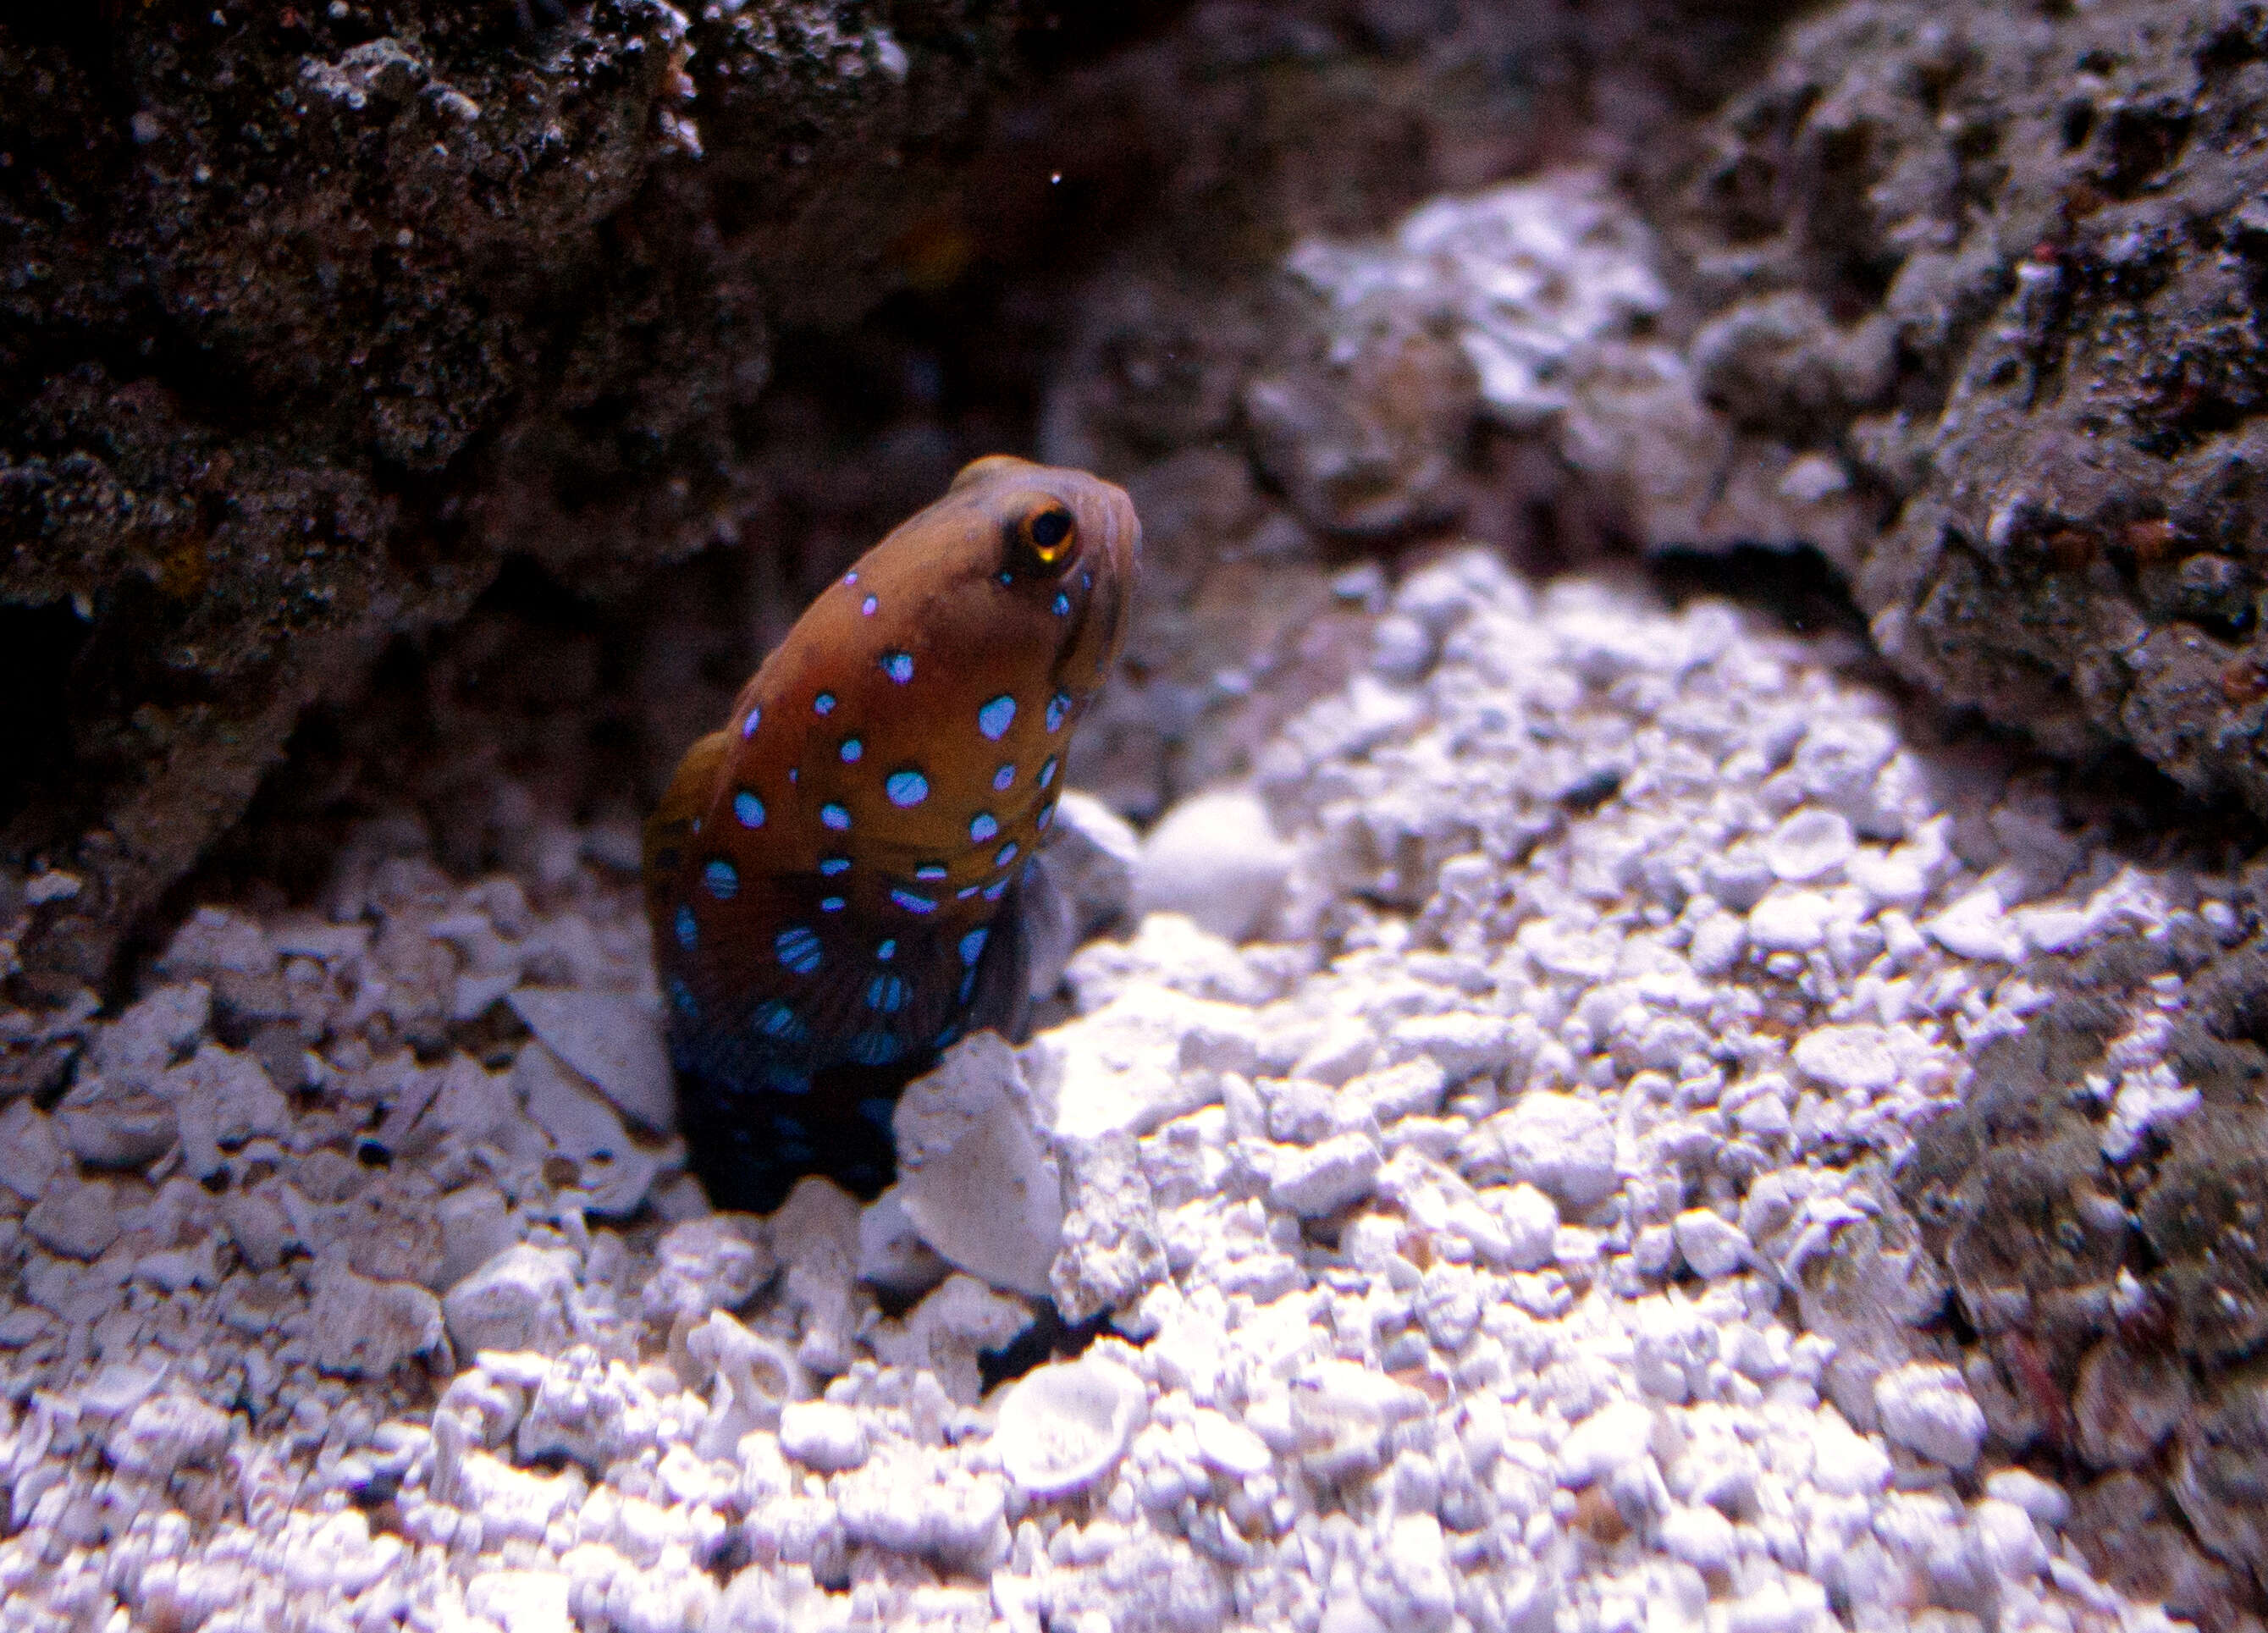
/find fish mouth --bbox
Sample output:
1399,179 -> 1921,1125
1092,486 -> 1140,587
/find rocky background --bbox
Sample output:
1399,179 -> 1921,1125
10,0 -> 2268,1627
1,0 -> 1796,997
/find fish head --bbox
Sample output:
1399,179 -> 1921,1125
862,454 -> 1139,703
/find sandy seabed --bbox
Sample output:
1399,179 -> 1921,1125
0,549 -> 2224,1633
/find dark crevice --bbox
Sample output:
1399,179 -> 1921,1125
1649,541 -> 1876,645
0,600 -> 91,837
978,1301 -> 1118,1395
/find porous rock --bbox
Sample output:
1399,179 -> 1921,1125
1051,1128 -> 1170,1324
444,1243 -> 582,1360
1667,0 -> 2268,818
0,0 -> 1049,990
307,1258 -> 449,1380
892,1034 -> 1064,1300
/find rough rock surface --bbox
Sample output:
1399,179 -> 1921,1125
1659,0 -> 2268,815
0,0 -> 1035,990
1,0 -> 1810,992
1031,0 -> 1806,819
1897,879 -> 2268,1629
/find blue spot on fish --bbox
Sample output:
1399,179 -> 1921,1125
978,696 -> 1017,740
983,877 -> 1010,902
1040,756 -> 1058,789
669,979 -> 698,1018
881,650 -> 914,685
821,803 -> 851,831
867,974 -> 908,1012
1053,592 -> 1070,616
850,1031 -> 903,1067
890,887 -> 938,915
1038,803 -> 1057,832
844,571 -> 858,585
996,841 -> 1018,869
674,907 -> 698,950
861,594 -> 879,616
704,860 -> 739,900
993,763 -> 1016,792
959,927 -> 989,967
969,812 -> 999,843
821,896 -> 847,913
915,863 -> 947,881
775,926 -> 822,973
819,856 -> 850,877
753,1000 -> 805,1040
741,705 -> 761,738
814,692 -> 836,715
841,737 -> 864,764
876,939 -> 897,961
886,770 -> 930,808
734,790 -> 765,828
958,968 -> 978,1002
1046,691 -> 1070,732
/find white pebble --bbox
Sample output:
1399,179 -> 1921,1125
1789,1024 -> 1897,1093
444,1243 -> 581,1359
894,1034 -> 1065,1299
1486,1183 -> 1560,1271
505,988 -> 675,1133
1133,790 -> 1294,943
1268,1133 -> 1383,1217
1808,1417 -> 1892,1496
1686,913 -> 1747,976
1671,1210 -> 1750,1278
1464,1093 -> 1616,1213
1189,1409 -> 1272,1477
778,1401 -> 870,1473
109,1391 -> 232,1479
1747,891 -> 1833,953
1970,1497 -> 2050,1580
1387,1012 -> 1514,1083
1658,1503 -> 1737,1574
1926,888 -> 2026,963
1873,1362 -> 1986,1470
1762,808 -> 1854,882
1557,1399 -> 1654,1487
1984,1468 -> 2070,1528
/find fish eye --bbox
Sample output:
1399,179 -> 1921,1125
1007,504 -> 1079,577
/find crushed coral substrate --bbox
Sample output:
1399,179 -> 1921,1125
0,549 -> 2224,1633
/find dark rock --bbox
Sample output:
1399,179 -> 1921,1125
1664,0 -> 2268,815
1898,868 -> 2268,1629
0,0 -> 1037,991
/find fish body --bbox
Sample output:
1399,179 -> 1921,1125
643,455 -> 1139,1210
